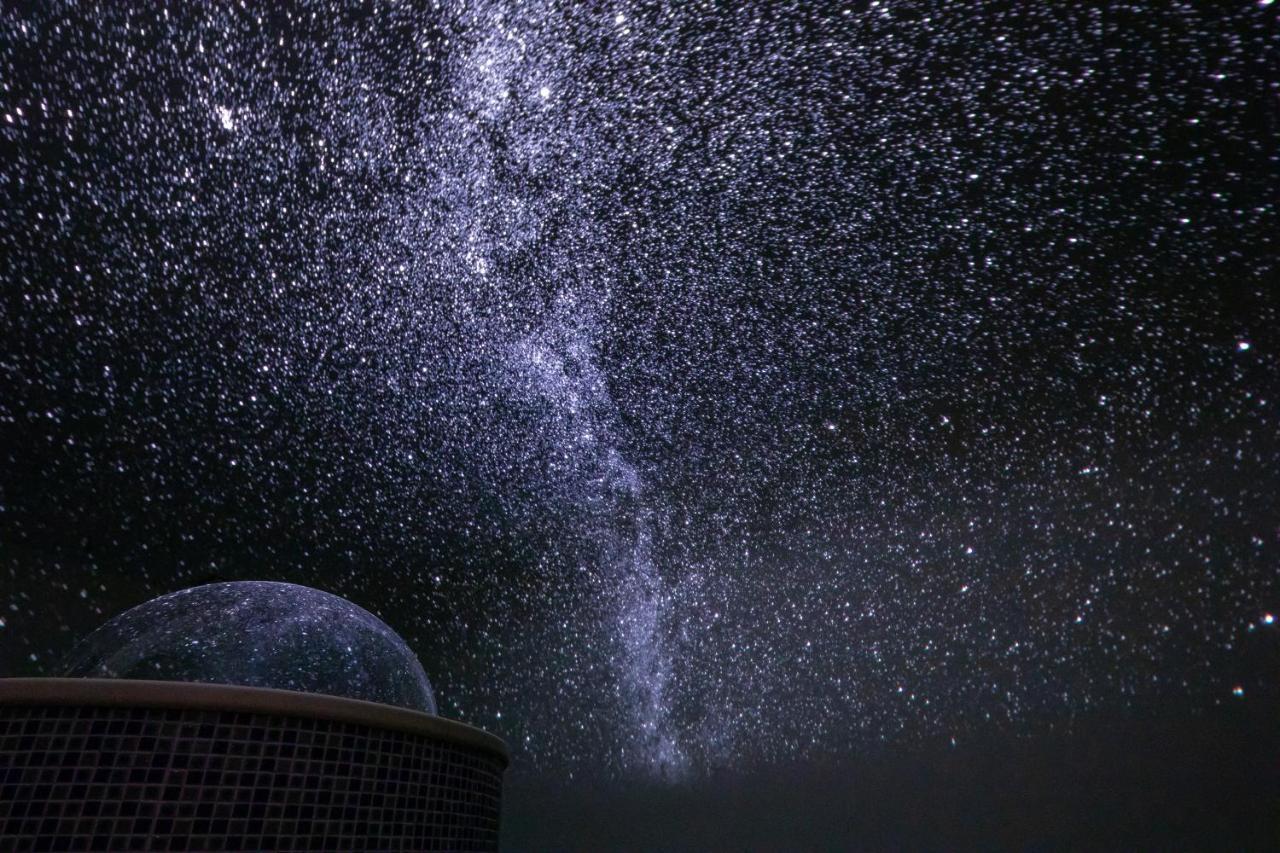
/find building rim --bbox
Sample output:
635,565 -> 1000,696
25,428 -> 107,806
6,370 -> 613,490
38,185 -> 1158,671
0,677 -> 509,767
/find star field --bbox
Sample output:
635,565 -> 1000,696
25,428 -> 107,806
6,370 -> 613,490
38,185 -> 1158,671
1,0 -> 1277,783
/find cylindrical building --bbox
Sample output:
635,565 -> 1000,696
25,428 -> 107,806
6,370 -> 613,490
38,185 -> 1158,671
0,677 -> 508,851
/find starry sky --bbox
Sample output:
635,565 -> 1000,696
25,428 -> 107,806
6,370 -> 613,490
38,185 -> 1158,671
1,0 -> 1278,838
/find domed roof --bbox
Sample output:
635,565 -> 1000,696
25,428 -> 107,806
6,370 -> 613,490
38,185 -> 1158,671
61,581 -> 437,714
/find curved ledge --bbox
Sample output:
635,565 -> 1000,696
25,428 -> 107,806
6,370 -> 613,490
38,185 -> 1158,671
0,677 -> 509,767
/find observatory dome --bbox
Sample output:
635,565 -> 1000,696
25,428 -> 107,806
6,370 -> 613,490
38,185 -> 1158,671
61,581 -> 437,714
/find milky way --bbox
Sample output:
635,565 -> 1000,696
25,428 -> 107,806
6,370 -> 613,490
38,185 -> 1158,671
1,1 -> 1277,781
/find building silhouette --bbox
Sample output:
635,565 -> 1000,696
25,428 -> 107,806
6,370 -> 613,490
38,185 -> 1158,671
0,677 -> 508,850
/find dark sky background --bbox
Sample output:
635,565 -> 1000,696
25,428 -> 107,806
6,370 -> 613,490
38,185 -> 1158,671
2,1 -> 1278,848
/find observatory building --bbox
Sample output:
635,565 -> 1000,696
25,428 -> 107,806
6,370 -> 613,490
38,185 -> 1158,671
0,582 -> 507,850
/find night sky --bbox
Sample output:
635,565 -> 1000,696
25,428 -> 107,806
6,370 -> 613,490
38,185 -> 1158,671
2,1 -> 1278,848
